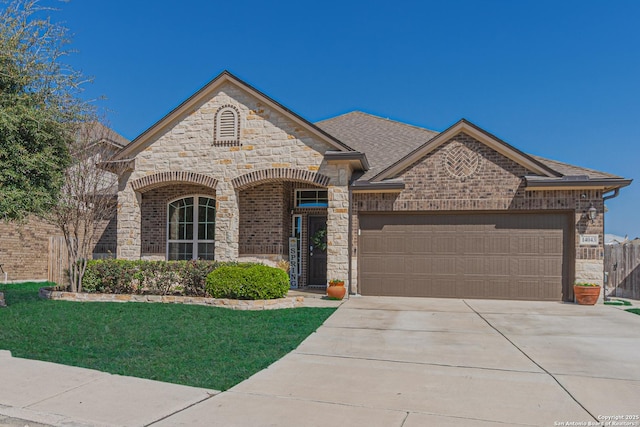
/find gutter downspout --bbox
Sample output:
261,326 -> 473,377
602,188 -> 620,202
602,188 -> 621,300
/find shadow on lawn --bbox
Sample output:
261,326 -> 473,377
0,281 -> 50,305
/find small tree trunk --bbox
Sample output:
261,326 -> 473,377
40,122 -> 123,293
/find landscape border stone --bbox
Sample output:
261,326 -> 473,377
38,286 -> 304,310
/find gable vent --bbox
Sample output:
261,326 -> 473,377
214,105 -> 240,146
219,110 -> 236,138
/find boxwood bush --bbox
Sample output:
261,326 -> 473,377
205,264 -> 289,300
82,259 -> 219,296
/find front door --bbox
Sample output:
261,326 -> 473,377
308,215 -> 327,287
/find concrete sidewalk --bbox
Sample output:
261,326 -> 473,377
1,298 -> 639,426
0,350 -> 218,427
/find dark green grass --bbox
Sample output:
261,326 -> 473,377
626,308 -> 640,316
604,299 -> 633,306
0,282 -> 335,390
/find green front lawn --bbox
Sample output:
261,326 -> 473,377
0,282 -> 335,390
627,308 -> 640,316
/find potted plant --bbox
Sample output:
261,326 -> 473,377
327,279 -> 346,300
573,282 -> 601,305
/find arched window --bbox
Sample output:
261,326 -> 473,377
167,196 -> 215,260
214,105 -> 240,146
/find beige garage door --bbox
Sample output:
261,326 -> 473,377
358,213 -> 571,301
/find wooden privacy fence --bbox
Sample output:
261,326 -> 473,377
48,236 -> 69,286
604,239 -> 640,300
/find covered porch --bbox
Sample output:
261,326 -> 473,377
119,167 -> 351,290
233,169 -> 332,288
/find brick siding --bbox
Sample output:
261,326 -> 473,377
0,211 -> 118,282
238,182 -> 290,256
140,184 -> 217,256
0,217 -> 60,281
236,181 -> 326,286
352,132 -> 605,290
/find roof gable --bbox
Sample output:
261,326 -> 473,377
114,71 -> 353,160
371,119 -> 562,182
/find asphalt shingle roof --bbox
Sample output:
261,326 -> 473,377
530,155 -> 622,179
316,111 -> 621,181
316,111 -> 438,180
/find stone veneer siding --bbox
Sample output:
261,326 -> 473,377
351,132 -> 604,295
117,81 -> 351,286
39,287 -> 305,310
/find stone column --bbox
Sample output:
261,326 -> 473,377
574,194 -> 605,288
215,181 -> 239,261
117,182 -> 141,260
326,165 -> 350,288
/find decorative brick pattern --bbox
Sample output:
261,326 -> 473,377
131,171 -> 218,193
232,168 -> 330,190
442,139 -> 483,179
352,132 -> 606,292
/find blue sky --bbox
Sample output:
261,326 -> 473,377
50,0 -> 638,238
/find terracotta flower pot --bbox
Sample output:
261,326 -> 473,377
574,285 -> 601,305
327,284 -> 346,300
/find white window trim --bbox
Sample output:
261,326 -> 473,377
166,195 -> 216,260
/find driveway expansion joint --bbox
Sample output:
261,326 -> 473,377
406,409 -> 539,426
23,373 -> 104,409
321,324 -> 495,333
463,300 -> 600,423
293,351 -> 544,375
224,390 -> 409,413
145,393 -> 217,427
342,307 -> 473,314
399,411 -> 409,427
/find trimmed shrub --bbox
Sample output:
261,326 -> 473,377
82,259 -> 219,296
206,264 -> 289,300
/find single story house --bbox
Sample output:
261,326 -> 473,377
100,71 -> 630,301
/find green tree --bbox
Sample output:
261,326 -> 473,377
0,0 -> 94,221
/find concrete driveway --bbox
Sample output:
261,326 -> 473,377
160,297 -> 640,427
2,297 -> 639,426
